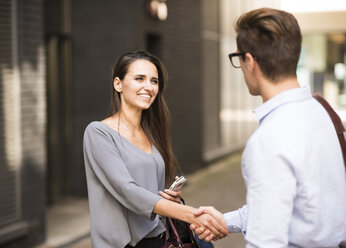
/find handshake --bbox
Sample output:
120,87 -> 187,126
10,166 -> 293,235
159,178 -> 229,242
189,206 -> 229,242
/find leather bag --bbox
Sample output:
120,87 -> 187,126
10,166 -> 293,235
313,93 -> 346,166
312,93 -> 346,247
161,218 -> 199,248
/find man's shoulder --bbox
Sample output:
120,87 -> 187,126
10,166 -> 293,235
259,97 -> 323,130
248,102 -> 310,145
247,96 -> 336,151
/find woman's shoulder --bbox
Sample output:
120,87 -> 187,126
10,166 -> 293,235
85,121 -> 104,132
84,121 -> 115,138
84,121 -> 123,151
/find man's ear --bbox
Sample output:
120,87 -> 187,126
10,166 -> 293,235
244,53 -> 255,72
113,77 -> 122,92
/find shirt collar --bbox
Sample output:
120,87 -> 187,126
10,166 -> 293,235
253,86 -> 312,123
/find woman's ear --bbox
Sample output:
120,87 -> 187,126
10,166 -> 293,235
113,77 -> 122,92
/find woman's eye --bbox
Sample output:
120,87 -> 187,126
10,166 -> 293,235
135,77 -> 143,81
152,79 -> 159,84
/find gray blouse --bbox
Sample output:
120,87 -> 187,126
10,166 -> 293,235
83,121 -> 166,248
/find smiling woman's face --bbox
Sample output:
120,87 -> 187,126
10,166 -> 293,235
115,59 -> 159,111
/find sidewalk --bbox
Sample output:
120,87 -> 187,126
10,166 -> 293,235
35,199 -> 91,248
36,151 -> 246,248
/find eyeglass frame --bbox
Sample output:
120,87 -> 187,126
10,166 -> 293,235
228,52 -> 246,68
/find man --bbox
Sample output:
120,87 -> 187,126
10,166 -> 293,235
192,8 -> 346,247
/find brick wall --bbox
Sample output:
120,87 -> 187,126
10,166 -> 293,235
17,0 -> 46,246
159,1 -> 203,173
70,0 -> 140,196
0,0 -> 46,247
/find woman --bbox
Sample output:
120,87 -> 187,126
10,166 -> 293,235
83,51 -> 228,248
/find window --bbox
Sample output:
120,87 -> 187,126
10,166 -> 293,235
298,33 -> 346,110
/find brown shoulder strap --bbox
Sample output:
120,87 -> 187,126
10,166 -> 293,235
313,93 -> 346,167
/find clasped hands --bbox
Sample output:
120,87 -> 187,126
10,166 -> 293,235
190,206 -> 229,242
159,186 -> 228,241
159,177 -> 229,242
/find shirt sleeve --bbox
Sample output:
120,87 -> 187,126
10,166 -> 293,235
224,205 -> 247,234
83,123 -> 161,219
243,136 -> 297,248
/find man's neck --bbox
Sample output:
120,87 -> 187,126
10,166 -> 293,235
259,76 -> 300,102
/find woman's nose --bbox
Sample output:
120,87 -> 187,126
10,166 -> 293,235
143,79 -> 153,90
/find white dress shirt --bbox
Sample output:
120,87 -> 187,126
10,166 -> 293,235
224,87 -> 346,247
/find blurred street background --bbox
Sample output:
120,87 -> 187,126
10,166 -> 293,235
0,0 -> 345,247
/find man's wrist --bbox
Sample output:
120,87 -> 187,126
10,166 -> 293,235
224,211 -> 242,233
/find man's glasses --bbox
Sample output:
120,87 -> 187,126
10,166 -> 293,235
228,52 -> 245,68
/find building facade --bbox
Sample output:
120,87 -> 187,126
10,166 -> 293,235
1,0 -> 251,247
8,0 -> 346,247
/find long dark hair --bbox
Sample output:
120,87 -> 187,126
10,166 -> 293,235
109,50 -> 178,187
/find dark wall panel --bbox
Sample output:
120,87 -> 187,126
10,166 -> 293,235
70,0 -> 203,196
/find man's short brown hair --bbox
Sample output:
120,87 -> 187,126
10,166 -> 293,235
236,8 -> 302,81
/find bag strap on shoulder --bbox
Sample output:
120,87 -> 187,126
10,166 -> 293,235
312,93 -> 346,168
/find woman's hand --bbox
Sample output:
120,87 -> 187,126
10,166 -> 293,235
159,189 -> 181,203
159,176 -> 182,203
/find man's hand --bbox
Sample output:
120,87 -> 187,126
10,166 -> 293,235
190,206 -> 229,242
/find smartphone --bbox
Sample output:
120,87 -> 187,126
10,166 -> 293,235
169,176 -> 187,191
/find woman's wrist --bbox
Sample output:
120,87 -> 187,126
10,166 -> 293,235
153,198 -> 197,224
181,205 -> 197,224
